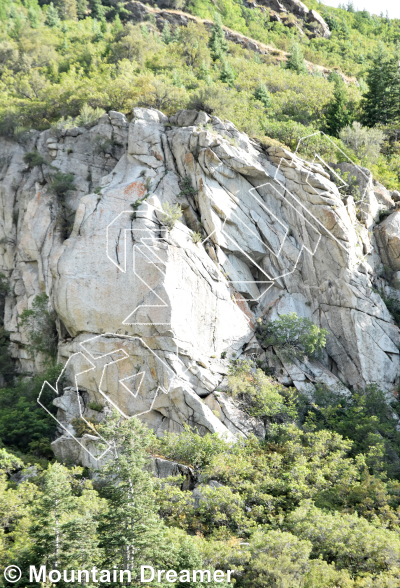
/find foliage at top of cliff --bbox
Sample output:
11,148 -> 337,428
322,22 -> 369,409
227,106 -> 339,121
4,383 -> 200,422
1,0 -> 400,190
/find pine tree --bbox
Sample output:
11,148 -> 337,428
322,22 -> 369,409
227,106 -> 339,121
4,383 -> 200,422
54,0 -> 78,20
161,21 -> 172,45
76,0 -> 89,19
90,0 -> 106,20
113,14 -> 123,32
286,42 -> 308,75
254,83 -> 271,109
97,416 -> 171,582
209,13 -> 228,61
29,463 -> 103,574
387,50 -> 400,124
27,6 -> 40,28
360,44 -> 400,126
199,61 -> 212,85
325,78 -> 354,137
45,3 -> 61,27
220,60 -> 236,87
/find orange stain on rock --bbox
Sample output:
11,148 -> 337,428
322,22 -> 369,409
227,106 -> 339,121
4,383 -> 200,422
151,149 -> 163,161
230,288 -> 254,329
36,191 -> 41,202
185,152 -> 194,164
123,182 -> 146,199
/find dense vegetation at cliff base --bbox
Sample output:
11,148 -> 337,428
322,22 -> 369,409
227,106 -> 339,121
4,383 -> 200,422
2,355 -> 400,586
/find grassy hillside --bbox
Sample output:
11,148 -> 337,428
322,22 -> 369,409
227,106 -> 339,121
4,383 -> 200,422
1,0 -> 400,188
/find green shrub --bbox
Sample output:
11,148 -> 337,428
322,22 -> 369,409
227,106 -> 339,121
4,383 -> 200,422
377,209 -> 393,223
286,42 -> 308,75
153,424 -> 231,469
286,500 -> 400,575
87,401 -> 104,412
209,13 -> 228,61
49,171 -> 75,199
76,103 -> 105,127
19,293 -> 58,361
49,171 -> 76,239
340,122 -> 385,165
23,150 -> 46,169
191,231 -> 202,243
253,83 -> 271,109
219,59 -> 236,87
178,175 -> 198,199
0,447 -> 24,474
0,273 -> 14,385
304,382 -> 400,479
329,168 -> 362,201
242,529 -> 313,588
160,202 -> 183,231
130,191 -> 150,220
71,416 -> 99,436
93,135 -> 120,156
0,326 -> 15,386
228,359 -> 297,422
0,363 -> 61,456
256,313 -> 328,362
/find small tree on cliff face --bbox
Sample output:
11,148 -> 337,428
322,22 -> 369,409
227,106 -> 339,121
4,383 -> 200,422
97,416 -> 171,579
256,313 -> 328,362
49,171 -> 76,240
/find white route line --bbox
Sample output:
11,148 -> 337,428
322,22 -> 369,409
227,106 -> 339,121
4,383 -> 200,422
119,371 -> 145,397
291,131 -> 372,267
294,131 -> 370,203
38,352 -> 113,462
38,332 -> 187,463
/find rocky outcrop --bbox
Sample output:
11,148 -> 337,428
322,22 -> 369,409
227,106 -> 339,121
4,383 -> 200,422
241,0 -> 331,38
125,0 -> 330,59
147,457 -> 197,490
375,212 -> 400,272
1,107 -> 399,465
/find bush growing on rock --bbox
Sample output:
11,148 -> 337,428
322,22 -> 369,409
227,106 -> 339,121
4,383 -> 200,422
19,293 -> 58,361
227,359 -> 297,422
256,313 -> 328,362
49,171 -> 76,239
23,150 -> 46,170
160,202 -> 183,230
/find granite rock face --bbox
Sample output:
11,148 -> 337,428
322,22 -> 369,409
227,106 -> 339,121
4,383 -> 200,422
1,108 -> 399,464
375,211 -> 400,272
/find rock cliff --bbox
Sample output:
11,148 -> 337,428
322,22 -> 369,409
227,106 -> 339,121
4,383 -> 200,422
1,107 -> 400,466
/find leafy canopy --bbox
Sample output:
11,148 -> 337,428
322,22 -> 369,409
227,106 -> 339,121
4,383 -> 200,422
256,312 -> 328,361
